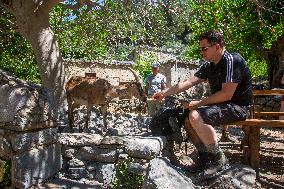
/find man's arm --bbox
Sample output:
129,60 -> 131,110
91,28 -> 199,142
188,82 -> 238,109
153,76 -> 204,100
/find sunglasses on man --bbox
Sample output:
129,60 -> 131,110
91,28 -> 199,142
200,43 -> 217,52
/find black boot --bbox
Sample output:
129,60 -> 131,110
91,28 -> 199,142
183,151 -> 209,173
198,151 -> 229,179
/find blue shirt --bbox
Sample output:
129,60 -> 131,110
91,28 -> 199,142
145,73 -> 166,96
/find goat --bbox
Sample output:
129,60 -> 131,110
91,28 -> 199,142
65,68 -> 145,132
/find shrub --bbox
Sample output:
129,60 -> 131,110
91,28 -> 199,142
110,159 -> 144,189
0,159 -> 11,187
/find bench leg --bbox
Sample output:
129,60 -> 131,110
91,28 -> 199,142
249,127 -> 260,179
242,126 -> 260,179
241,125 -> 250,163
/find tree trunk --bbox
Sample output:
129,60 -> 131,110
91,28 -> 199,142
1,0 -> 67,111
29,26 -> 67,109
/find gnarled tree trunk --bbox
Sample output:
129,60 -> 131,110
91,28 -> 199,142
1,0 -> 66,111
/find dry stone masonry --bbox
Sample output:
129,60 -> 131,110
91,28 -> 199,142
59,133 -> 166,186
0,69 -> 61,189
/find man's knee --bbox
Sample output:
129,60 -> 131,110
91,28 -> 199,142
188,110 -> 203,126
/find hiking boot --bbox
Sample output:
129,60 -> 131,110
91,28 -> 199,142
198,151 -> 229,179
183,152 -> 209,173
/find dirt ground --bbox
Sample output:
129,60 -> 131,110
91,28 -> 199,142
180,126 -> 284,189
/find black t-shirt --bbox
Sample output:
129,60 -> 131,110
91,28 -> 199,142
194,50 -> 253,106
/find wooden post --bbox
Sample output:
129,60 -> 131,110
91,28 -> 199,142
242,125 -> 250,164
249,126 -> 260,179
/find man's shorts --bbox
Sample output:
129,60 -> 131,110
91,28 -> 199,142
195,102 -> 250,127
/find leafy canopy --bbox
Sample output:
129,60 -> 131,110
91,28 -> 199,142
1,0 -> 283,82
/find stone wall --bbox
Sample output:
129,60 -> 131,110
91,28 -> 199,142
0,69 -> 61,189
64,60 -> 136,83
59,133 -> 166,186
254,95 -> 282,119
58,105 -> 256,189
157,60 -> 209,99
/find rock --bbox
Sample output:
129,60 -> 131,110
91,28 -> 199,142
196,164 -> 256,189
142,157 -> 197,189
0,159 -> 6,182
59,133 -> 103,146
12,143 -> 61,189
124,136 -> 166,159
79,146 -> 118,163
8,128 -> 58,152
0,69 -> 56,131
94,163 -> 116,185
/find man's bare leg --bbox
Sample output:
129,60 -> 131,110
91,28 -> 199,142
182,117 -> 210,171
188,110 -> 218,146
187,110 -> 228,177
184,118 -> 202,144
183,117 -> 207,154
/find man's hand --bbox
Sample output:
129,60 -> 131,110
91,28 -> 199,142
182,100 -> 200,110
152,92 -> 165,101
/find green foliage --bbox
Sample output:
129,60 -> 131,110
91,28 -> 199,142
133,50 -> 157,81
49,1 -> 179,61
0,159 -> 11,187
110,159 -> 144,189
0,7 -> 41,83
50,5 -> 109,61
247,58 -> 268,79
2,0 -> 283,82
0,50 -> 41,84
182,0 -> 283,78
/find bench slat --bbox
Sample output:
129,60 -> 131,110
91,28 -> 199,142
253,89 -> 284,95
233,119 -> 284,127
254,112 -> 284,117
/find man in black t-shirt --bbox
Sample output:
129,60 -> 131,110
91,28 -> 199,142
153,30 -> 253,179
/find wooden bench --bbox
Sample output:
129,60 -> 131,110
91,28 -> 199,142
230,89 -> 284,178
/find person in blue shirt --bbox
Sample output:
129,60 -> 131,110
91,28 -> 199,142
145,63 -> 167,116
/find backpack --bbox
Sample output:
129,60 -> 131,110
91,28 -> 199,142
149,104 -> 190,145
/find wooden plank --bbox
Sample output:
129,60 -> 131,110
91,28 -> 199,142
254,112 -> 284,118
253,89 -> 284,96
232,119 -> 284,127
254,112 -> 284,117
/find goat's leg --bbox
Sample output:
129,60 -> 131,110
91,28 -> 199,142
67,100 -> 75,132
85,104 -> 91,132
101,105 -> 108,133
